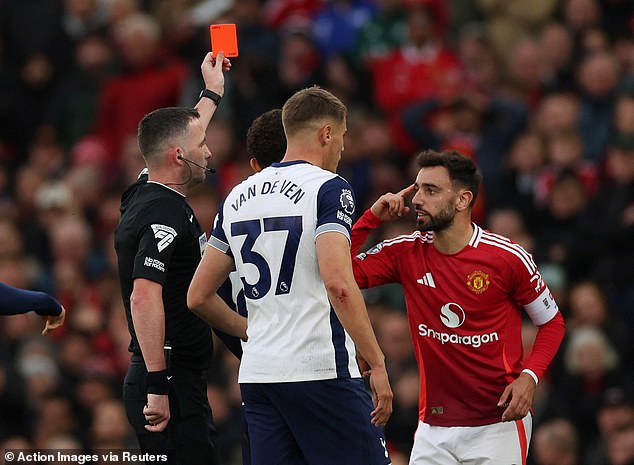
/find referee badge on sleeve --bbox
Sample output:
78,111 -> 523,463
151,224 -> 177,252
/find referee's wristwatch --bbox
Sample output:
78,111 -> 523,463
199,89 -> 222,106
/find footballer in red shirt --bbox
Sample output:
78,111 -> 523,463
352,150 -> 565,465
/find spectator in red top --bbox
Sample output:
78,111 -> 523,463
402,90 -> 528,218
90,12 -> 189,168
368,2 -> 462,154
534,129 -> 599,207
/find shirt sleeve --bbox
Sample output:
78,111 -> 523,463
131,199 -> 184,285
506,243 -> 560,322
315,176 -> 356,242
0,283 -> 62,316
523,311 -> 566,381
350,208 -> 383,256
352,237 -> 402,289
506,247 -> 566,381
351,211 -> 401,289
208,200 -> 233,257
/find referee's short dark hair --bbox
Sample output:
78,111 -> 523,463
247,109 -> 286,169
138,107 -> 200,163
416,149 -> 482,207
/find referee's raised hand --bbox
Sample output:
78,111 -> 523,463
197,51 -> 230,129
201,51 -> 230,96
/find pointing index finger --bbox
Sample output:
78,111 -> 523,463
398,183 -> 416,198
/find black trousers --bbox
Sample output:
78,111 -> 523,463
122,361 -> 219,465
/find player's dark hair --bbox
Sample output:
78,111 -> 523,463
247,109 -> 286,168
282,86 -> 346,137
416,149 -> 482,207
138,107 -> 200,164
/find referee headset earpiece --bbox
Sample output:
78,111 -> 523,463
176,150 -> 216,173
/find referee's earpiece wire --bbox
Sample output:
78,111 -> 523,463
165,153 -> 193,187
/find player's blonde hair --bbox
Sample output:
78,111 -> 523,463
282,86 -> 346,137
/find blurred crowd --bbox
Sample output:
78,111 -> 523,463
0,0 -> 632,464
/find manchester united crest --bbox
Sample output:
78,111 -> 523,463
466,270 -> 490,294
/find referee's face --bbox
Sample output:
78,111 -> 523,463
183,118 -> 212,186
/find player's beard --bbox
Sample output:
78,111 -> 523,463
416,201 -> 455,232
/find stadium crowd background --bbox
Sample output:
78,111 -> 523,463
0,0 -> 632,464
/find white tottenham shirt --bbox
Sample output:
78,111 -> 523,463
209,160 -> 361,383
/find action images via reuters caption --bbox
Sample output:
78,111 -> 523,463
6,451 -> 168,463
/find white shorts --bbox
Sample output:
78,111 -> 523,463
409,414 -> 532,465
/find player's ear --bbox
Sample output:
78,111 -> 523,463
318,124 -> 331,146
456,189 -> 473,212
249,158 -> 261,173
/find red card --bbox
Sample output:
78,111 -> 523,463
209,24 -> 238,58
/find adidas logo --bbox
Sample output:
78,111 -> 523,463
151,224 -> 177,252
416,272 -> 436,288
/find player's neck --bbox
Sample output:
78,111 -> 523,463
283,138 -> 327,169
282,149 -> 324,169
432,217 -> 474,255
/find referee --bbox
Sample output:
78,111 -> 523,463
114,52 -> 245,465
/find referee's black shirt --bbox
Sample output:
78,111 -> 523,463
115,174 -> 213,371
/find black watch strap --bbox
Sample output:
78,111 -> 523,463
199,89 -> 222,106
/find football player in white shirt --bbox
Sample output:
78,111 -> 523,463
188,86 -> 393,465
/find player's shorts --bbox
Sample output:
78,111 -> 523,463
241,378 -> 392,465
409,413 -> 532,465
